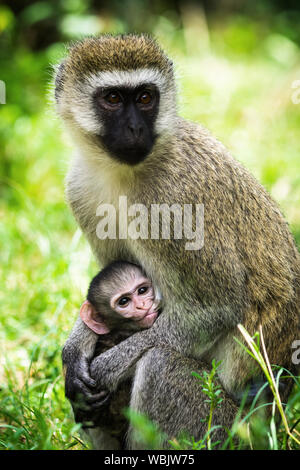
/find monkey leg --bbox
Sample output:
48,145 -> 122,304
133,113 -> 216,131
81,427 -> 121,450
128,346 -> 239,449
75,334 -> 133,450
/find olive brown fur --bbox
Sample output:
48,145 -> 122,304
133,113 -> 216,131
56,33 -> 300,449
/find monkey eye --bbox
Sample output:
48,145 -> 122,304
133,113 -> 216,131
118,296 -> 130,307
138,286 -> 148,295
105,91 -> 122,105
137,91 -> 152,105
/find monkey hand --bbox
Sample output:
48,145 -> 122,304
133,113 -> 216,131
64,352 -> 111,419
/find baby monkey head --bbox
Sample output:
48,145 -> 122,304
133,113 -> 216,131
80,261 -> 161,335
54,34 -> 176,165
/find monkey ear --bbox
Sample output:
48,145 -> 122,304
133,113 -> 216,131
79,300 -> 110,335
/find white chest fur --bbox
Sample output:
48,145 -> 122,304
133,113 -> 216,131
65,154 -> 136,264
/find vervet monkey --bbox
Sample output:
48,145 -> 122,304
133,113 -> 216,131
55,34 -> 300,448
75,262 -> 239,449
71,261 -> 161,449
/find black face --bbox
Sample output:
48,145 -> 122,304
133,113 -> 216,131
93,84 -> 159,165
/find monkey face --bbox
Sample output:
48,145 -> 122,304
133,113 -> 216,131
55,36 -> 177,166
110,276 -> 159,328
93,85 -> 160,165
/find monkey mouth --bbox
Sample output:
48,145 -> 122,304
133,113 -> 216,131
109,145 -> 151,166
136,309 -> 159,327
98,135 -> 155,166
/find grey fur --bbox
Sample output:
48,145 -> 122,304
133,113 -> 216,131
57,34 -> 300,449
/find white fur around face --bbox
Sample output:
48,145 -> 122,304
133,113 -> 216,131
65,68 -> 177,136
86,68 -> 168,91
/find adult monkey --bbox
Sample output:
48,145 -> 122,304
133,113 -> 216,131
55,34 -> 300,447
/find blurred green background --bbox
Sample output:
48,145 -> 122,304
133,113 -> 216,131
0,0 -> 300,449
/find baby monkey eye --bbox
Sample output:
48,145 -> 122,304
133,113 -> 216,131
138,286 -> 148,295
118,296 -> 130,307
137,91 -> 152,105
105,91 -> 121,105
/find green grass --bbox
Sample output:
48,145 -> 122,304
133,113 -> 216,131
0,14 -> 300,449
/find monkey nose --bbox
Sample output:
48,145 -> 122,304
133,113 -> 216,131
136,300 -> 146,310
128,124 -> 143,139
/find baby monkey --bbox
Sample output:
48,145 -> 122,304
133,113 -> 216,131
73,261 -> 161,449
80,260 -> 161,335
70,263 -> 241,450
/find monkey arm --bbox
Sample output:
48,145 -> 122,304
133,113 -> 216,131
89,331 -> 154,391
89,312 -> 208,391
62,316 -> 108,402
89,330 -> 154,390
